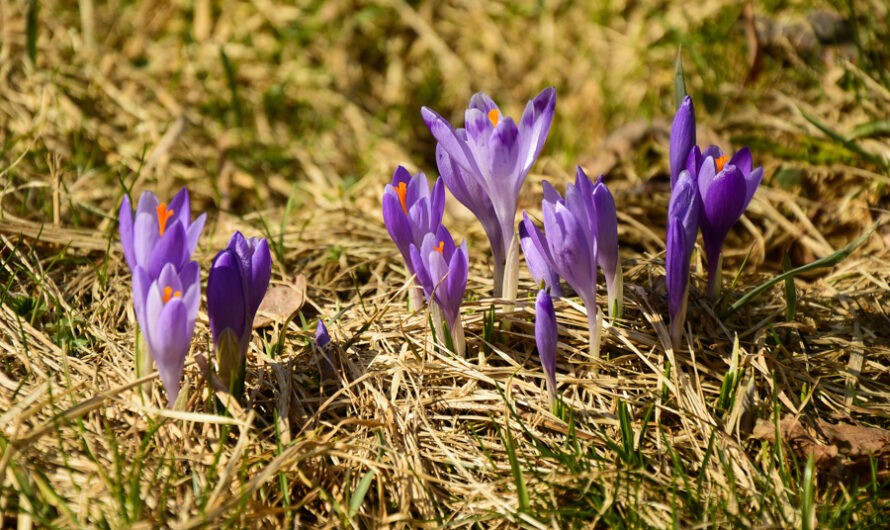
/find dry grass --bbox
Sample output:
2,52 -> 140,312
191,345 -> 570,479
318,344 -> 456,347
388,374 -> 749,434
1,0 -> 889,528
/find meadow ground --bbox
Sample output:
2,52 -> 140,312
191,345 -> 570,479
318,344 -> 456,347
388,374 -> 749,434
1,0 -> 889,528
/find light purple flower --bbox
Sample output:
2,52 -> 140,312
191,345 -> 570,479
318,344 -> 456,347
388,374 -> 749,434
207,232 -> 272,397
119,187 -> 207,280
666,170 -> 700,347
534,289 -> 558,406
409,225 -> 469,332
590,175 -> 622,318
131,261 -> 201,407
382,166 -> 445,275
421,87 -> 556,296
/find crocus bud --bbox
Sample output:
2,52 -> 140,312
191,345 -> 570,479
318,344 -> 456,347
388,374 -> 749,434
592,175 -> 622,318
666,170 -> 700,349
315,319 -> 330,349
535,289 -> 558,407
669,95 -> 696,186
207,232 -> 272,399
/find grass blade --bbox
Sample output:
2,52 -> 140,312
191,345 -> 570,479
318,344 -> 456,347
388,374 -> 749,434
727,225 -> 875,314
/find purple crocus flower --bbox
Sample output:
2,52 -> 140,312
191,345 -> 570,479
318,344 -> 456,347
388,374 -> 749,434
119,187 -> 207,279
409,225 -> 469,354
666,170 -> 700,349
315,319 -> 331,349
534,289 -> 558,407
422,87 -> 556,297
207,232 -> 272,398
382,166 -> 445,274
131,261 -> 201,407
668,95 -> 764,299
694,149 -> 763,298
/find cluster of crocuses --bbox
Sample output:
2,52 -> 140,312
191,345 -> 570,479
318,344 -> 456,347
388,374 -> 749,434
384,88 -> 624,393
383,88 -> 763,409
119,188 -> 272,407
666,95 -> 763,348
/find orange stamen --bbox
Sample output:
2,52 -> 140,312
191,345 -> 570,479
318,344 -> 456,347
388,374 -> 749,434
487,109 -> 500,127
396,182 -> 409,215
434,241 -> 444,254
162,286 -> 182,304
715,155 -> 729,173
156,203 -> 175,236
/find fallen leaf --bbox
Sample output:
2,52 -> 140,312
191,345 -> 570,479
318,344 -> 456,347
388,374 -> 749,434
253,274 -> 307,328
753,414 -> 890,480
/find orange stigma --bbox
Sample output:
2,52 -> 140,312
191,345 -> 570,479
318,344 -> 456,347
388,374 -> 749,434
162,286 -> 182,303
715,155 -> 729,173
487,109 -> 500,127
434,241 -> 444,254
156,203 -> 175,236
396,182 -> 409,215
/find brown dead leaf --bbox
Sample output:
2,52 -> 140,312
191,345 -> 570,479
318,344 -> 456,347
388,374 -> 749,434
753,414 -> 890,480
253,274 -> 307,328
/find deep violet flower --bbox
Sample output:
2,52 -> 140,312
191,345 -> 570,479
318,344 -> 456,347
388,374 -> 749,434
131,261 -> 201,407
693,148 -> 763,298
665,170 -> 700,349
119,187 -> 207,280
668,95 -> 764,300
534,289 -> 558,407
409,225 -> 469,355
207,232 -> 272,398
315,319 -> 331,349
422,87 -> 556,298
590,175 -> 623,318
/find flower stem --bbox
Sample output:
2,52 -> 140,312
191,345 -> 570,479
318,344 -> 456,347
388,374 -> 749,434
707,252 -> 724,300
408,285 -> 425,312
449,317 -> 466,358
606,266 -> 624,319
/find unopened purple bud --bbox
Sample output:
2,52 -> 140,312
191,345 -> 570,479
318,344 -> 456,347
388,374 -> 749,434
534,289 -> 558,405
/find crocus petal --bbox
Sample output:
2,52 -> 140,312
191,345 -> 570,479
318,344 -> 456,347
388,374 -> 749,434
248,238 -> 272,317
147,222 -> 187,279
534,289 -> 558,398
152,298 -> 191,407
133,212 -> 160,269
744,166 -> 764,206
409,244 -> 433,298
696,156 -> 718,203
469,92 -> 499,114
729,146 -> 753,175
429,177 -> 446,232
543,200 -> 594,290
135,191 -> 160,218
488,117 -> 520,183
669,95 -> 696,185
382,189 -> 414,261
131,265 -> 151,329
421,107 -> 482,178
519,214 -> 561,297
119,195 -> 136,270
208,250 -> 247,343
168,187 -> 191,231
702,145 -> 724,161
443,243 -> 469,328
186,213 -> 207,256
701,165 -> 747,237
518,87 -> 557,173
